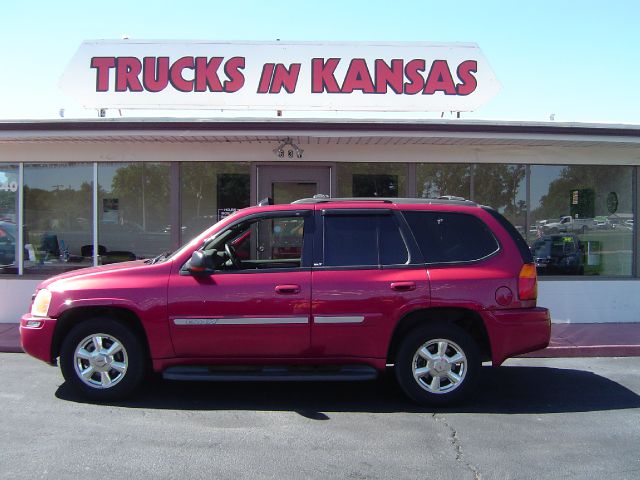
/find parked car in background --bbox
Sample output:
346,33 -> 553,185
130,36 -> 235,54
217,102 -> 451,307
541,216 -> 596,234
531,234 -> 584,275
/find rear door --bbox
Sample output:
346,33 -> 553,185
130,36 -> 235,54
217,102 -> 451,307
310,208 -> 430,359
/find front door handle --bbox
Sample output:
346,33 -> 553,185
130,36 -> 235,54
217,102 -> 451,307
390,282 -> 416,292
275,284 -> 301,294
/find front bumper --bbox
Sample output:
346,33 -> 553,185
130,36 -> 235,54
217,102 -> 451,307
20,315 -> 57,364
483,307 -> 551,366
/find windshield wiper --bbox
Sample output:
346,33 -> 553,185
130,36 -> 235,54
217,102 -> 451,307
148,251 -> 172,264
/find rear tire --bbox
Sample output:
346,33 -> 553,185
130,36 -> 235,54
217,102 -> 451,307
60,318 -> 146,401
395,322 -> 480,406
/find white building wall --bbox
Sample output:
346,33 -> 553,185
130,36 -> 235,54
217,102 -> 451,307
0,278 -> 40,323
538,281 -> 640,324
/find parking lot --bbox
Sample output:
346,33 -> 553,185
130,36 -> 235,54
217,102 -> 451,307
1,353 -> 639,480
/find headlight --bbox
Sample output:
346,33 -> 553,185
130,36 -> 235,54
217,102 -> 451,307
31,289 -> 52,317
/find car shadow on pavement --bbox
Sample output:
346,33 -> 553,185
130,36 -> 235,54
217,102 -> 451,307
55,365 -> 640,416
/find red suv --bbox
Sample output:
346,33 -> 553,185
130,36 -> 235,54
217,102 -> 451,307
20,198 -> 550,405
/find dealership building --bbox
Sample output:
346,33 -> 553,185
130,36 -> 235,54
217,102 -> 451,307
1,41 -> 640,339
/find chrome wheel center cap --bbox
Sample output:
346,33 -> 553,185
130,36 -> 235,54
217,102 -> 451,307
92,353 -> 111,370
433,359 -> 450,374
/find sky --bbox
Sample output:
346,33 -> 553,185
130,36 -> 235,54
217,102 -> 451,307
1,0 -> 639,124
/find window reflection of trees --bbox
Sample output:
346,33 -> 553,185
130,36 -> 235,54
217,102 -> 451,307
532,165 -> 632,222
418,164 -> 470,199
180,163 -> 250,242
109,163 -> 170,232
98,163 -> 171,262
418,164 -> 527,232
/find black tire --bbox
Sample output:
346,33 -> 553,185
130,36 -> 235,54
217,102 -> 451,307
60,318 -> 147,401
395,322 -> 480,406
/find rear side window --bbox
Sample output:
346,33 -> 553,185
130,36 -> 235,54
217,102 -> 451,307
323,214 -> 409,267
483,207 -> 533,263
403,211 -> 499,263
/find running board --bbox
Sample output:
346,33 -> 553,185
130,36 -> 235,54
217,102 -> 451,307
162,365 -> 378,382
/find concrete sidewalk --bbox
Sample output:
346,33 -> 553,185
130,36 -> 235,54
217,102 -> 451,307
0,324 -> 22,353
2,322 -> 640,357
525,323 -> 640,358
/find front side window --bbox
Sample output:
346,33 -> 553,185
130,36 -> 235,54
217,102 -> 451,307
403,211 -> 499,263
202,214 -> 306,270
322,213 -> 409,267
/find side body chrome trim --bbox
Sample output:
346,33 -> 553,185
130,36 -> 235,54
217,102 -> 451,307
313,316 -> 365,324
173,317 -> 309,326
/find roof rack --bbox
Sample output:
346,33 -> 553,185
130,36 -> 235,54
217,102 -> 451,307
291,197 -> 478,206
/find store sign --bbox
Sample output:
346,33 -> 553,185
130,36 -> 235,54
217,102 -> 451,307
60,40 -> 500,112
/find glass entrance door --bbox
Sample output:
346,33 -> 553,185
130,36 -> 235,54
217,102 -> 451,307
257,166 -> 332,205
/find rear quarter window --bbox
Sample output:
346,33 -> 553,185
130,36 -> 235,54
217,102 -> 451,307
402,210 -> 499,263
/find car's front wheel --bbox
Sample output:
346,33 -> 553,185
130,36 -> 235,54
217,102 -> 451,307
395,323 -> 480,406
60,318 -> 146,401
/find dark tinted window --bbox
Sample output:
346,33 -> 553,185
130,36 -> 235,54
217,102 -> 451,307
483,207 -> 533,263
323,214 -> 408,267
403,211 -> 499,263
379,216 -> 409,265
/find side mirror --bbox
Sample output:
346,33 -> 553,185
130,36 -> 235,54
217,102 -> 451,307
188,250 -> 214,275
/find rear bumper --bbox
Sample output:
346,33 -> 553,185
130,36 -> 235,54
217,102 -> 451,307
483,307 -> 551,366
20,315 -> 56,364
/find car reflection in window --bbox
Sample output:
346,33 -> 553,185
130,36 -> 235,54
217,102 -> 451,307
531,234 -> 584,275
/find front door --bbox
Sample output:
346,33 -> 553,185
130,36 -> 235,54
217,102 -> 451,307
257,166 -> 332,204
168,209 -> 314,358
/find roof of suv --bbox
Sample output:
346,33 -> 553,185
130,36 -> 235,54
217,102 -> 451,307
290,197 -> 478,207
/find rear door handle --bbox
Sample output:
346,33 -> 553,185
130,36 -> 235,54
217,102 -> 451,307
390,282 -> 416,292
275,284 -> 301,294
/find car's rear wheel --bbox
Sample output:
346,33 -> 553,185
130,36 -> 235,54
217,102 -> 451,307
395,323 -> 480,405
60,318 -> 146,401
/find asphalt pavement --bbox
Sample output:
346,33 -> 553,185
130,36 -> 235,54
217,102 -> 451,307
1,353 -> 639,479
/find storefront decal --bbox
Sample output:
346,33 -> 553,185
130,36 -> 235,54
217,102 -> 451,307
61,41 -> 500,112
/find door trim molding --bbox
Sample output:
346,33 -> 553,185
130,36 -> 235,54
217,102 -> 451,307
173,317 -> 309,326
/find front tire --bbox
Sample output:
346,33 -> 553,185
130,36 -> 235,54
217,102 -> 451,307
60,318 -> 146,401
395,323 -> 480,406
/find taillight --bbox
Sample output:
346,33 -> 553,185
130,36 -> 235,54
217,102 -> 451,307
518,263 -> 538,301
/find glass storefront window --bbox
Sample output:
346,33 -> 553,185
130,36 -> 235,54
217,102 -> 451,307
530,165 -> 634,277
23,163 -> 93,274
472,164 -> 527,238
98,163 -> 171,263
416,164 -> 470,199
0,164 -> 19,274
180,162 -> 250,242
337,163 -> 406,197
